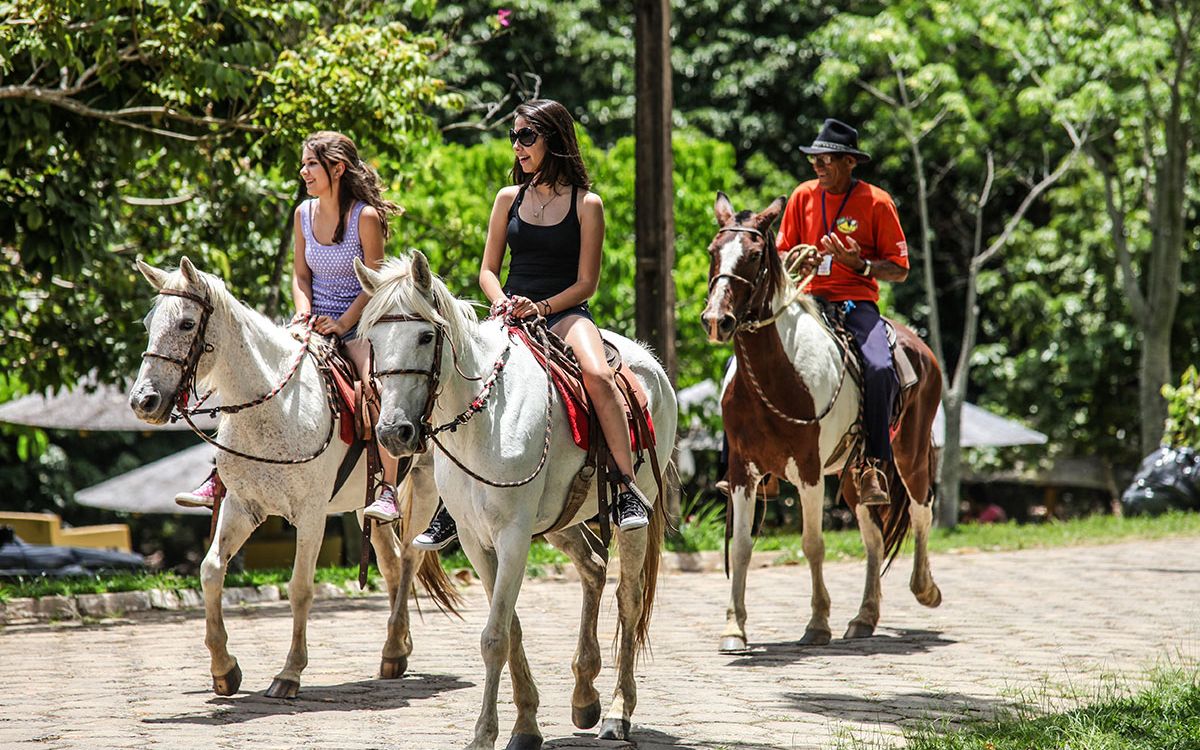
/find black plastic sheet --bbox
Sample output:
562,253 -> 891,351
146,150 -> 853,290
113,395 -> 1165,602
1121,446 -> 1200,517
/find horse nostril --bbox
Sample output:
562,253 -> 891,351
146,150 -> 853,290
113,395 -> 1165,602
138,392 -> 161,412
718,314 -> 736,336
397,422 -> 416,445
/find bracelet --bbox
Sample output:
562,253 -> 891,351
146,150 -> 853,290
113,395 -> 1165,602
857,259 -> 872,277
539,300 -> 552,316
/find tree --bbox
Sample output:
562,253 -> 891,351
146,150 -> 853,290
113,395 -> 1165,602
816,1 -> 1087,526
985,0 -> 1200,454
0,0 -> 451,395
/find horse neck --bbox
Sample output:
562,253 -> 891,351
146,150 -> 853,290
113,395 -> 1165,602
738,291 -> 834,394
201,298 -> 304,404
430,317 -> 506,423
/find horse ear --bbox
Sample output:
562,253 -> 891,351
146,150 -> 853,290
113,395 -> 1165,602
136,259 -> 168,290
354,257 -> 383,296
714,191 -> 735,227
411,251 -> 433,293
179,256 -> 201,287
756,196 -> 787,231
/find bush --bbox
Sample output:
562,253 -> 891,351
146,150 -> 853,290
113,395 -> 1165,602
1162,366 -> 1200,449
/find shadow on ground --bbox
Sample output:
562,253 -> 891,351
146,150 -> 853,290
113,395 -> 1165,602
728,627 -> 956,667
141,672 -> 472,725
544,727 -> 787,749
783,689 -> 1025,727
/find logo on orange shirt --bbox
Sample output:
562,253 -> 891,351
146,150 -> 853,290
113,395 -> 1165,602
835,216 -> 858,234
897,241 -> 908,258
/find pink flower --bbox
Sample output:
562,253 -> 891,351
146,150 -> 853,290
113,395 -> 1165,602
497,8 -> 512,27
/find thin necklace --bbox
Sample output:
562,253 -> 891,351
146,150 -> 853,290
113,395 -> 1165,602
530,184 -> 560,219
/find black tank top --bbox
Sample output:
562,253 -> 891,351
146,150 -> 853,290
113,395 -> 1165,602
502,183 -> 581,301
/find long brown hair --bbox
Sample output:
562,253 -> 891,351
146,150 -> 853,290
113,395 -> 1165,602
302,131 -> 400,243
509,99 -> 591,189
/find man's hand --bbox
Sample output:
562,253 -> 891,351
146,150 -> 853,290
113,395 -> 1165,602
783,245 -> 821,277
820,233 -> 867,273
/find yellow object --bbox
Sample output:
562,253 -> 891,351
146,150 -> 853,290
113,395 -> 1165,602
0,511 -> 133,552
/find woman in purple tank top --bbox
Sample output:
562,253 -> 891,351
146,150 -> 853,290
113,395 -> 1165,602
177,131 -> 407,525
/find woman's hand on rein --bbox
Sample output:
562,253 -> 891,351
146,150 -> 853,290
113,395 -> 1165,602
312,315 -> 346,337
509,295 -> 537,319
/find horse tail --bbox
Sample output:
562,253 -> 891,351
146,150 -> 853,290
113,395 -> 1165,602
416,548 -> 464,616
631,455 -> 675,660
876,461 -> 912,574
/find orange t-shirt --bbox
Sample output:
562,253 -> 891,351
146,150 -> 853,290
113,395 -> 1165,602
775,179 -> 908,302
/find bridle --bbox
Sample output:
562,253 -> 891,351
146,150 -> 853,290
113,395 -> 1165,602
707,225 -> 773,326
707,225 -> 853,426
140,288 -> 215,410
139,288 -> 338,464
369,309 -> 555,487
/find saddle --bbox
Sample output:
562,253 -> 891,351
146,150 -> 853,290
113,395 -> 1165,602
507,321 -> 662,546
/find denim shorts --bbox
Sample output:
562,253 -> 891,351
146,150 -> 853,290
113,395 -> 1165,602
545,303 -> 593,329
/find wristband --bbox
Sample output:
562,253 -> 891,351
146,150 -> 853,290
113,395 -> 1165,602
857,259 -> 872,277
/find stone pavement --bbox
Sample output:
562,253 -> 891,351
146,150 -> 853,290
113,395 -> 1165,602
2,537 -> 1198,750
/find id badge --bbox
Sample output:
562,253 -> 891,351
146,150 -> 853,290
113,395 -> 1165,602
817,254 -> 833,276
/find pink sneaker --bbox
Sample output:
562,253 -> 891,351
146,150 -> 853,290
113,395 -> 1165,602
364,485 -> 400,524
175,469 -> 223,509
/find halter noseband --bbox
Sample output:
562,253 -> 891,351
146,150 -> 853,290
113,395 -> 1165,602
141,287 -> 216,407
707,224 -> 773,325
370,313 -> 446,453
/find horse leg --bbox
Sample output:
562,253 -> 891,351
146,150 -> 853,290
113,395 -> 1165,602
718,480 -> 758,654
598,519 -> 649,741
201,496 -> 258,696
369,514 -> 415,679
909,497 -> 942,607
265,512 -> 325,699
460,527 -> 539,750
845,502 -> 884,639
545,524 -> 606,730
797,482 -> 832,645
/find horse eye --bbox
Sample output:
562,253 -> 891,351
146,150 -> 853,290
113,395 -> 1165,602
179,319 -> 196,331
418,331 -> 435,345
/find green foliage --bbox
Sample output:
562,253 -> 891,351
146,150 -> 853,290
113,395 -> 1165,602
1163,367 -> 1200,450
666,494 -> 726,553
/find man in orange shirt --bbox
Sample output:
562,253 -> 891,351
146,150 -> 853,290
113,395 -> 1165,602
776,119 -> 909,505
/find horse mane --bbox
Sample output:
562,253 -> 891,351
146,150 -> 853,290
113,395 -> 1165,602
360,255 -> 480,354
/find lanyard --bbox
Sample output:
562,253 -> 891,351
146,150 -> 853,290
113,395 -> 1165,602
821,179 -> 858,237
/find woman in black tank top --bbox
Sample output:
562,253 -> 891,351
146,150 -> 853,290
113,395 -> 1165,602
412,99 -> 651,551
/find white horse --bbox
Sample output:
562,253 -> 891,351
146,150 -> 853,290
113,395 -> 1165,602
128,257 -> 457,699
355,252 -> 677,750
701,194 -> 943,653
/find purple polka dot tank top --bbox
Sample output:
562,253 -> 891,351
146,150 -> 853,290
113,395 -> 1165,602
300,199 -> 366,321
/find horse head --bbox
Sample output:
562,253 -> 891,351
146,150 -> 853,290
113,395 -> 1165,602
700,192 -> 786,343
356,251 -> 477,457
129,257 -> 224,424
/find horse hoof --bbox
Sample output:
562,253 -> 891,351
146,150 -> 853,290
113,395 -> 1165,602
212,661 -> 242,696
718,635 -> 749,654
379,655 -> 408,679
916,585 -> 943,608
597,718 -> 631,741
572,700 -> 602,729
798,628 -> 831,646
843,621 -> 876,639
265,678 -> 300,699
504,733 -> 543,750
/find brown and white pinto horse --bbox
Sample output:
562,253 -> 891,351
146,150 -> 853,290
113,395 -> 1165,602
700,193 -> 943,653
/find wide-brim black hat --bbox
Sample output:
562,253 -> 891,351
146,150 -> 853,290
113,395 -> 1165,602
798,118 -> 871,163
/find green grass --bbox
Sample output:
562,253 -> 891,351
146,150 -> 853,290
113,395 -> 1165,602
5,511 -> 1199,603
837,666 -> 1200,750
759,509 -> 1200,565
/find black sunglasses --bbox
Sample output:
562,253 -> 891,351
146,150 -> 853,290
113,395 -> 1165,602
508,127 -> 539,147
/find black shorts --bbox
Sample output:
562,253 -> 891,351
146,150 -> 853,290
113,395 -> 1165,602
545,302 -> 592,329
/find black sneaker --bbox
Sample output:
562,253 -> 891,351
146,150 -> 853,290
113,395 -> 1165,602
615,480 -> 651,531
412,505 -> 458,551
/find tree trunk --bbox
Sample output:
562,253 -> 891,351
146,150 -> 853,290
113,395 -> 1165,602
633,0 -> 676,383
265,185 -> 306,317
937,392 -> 964,528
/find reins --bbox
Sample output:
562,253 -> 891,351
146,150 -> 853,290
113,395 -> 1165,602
370,308 -> 556,488
716,229 -> 854,426
142,289 -> 340,465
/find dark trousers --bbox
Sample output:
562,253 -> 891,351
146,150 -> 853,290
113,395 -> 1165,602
837,300 -> 898,462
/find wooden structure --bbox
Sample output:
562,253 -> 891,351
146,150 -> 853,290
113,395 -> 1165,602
634,0 -> 676,382
0,511 -> 132,552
